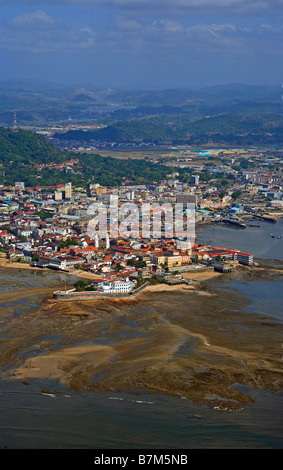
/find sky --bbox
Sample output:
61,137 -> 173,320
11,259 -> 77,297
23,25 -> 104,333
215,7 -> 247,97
0,0 -> 283,90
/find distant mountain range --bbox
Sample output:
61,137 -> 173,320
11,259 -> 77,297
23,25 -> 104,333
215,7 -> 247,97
0,79 -> 282,126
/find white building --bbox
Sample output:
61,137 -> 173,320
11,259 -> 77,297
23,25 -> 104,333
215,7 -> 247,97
94,277 -> 135,293
48,258 -> 67,270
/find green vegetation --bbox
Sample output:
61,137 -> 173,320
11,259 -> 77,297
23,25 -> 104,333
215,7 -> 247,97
0,127 -> 171,186
0,127 -> 67,164
74,280 -> 91,291
231,190 -> 242,200
54,113 -> 283,145
148,275 -> 165,285
57,239 -> 78,250
1,109 -> 282,189
55,118 -> 180,142
74,152 -> 170,186
34,211 -> 53,221
127,258 -> 147,268
115,263 -> 123,271
73,279 -> 97,291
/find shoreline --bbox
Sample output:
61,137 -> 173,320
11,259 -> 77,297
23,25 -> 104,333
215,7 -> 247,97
1,256 -> 282,413
0,257 -> 103,280
0,255 -> 223,286
1,256 -> 282,300
8,266 -> 283,412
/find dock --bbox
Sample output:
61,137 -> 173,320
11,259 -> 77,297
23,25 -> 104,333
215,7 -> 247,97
222,219 -> 246,228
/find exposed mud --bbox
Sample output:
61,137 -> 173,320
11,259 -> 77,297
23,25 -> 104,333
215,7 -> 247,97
0,265 -> 282,412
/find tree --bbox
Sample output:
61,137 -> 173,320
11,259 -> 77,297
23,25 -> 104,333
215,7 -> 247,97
34,211 -> 52,221
231,190 -> 242,200
115,263 -> 123,271
74,280 -> 90,291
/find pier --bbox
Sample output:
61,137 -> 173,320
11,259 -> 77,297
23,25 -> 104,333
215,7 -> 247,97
253,214 -> 277,223
222,219 -> 246,228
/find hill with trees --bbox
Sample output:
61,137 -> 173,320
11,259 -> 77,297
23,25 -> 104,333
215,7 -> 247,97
53,113 -> 283,145
0,127 -> 170,187
0,127 -> 67,165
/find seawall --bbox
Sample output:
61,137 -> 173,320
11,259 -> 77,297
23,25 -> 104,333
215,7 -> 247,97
53,281 -> 149,301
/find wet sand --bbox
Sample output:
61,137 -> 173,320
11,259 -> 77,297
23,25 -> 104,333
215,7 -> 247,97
0,256 -> 222,283
0,257 -> 102,280
0,263 -> 281,412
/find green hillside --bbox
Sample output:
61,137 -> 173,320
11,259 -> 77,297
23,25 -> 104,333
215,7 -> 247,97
0,127 -> 170,186
54,113 -> 283,144
0,127 -> 67,164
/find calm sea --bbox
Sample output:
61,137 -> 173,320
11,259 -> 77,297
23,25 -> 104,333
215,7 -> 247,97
196,217 -> 283,264
0,218 -> 282,450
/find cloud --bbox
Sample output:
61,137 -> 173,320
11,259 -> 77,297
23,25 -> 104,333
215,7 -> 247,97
10,10 -> 55,28
1,4 -> 282,57
159,19 -> 183,32
0,10 -> 96,53
115,16 -> 142,30
1,0 -> 282,17
0,0 -> 282,88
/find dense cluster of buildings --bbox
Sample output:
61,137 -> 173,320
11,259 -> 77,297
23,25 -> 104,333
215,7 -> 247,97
1,145 -> 283,293
0,170 -> 264,293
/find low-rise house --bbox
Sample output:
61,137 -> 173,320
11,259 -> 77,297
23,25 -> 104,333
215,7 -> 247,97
61,256 -> 85,267
165,253 -> 182,268
150,253 -> 166,265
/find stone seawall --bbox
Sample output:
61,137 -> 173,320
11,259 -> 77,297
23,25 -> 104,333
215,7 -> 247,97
53,282 -> 149,301
53,292 -> 130,301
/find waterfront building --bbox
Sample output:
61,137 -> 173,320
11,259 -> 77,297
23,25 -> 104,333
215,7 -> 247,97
48,258 -> 67,270
61,256 -> 85,267
93,277 -> 135,293
230,251 -> 253,266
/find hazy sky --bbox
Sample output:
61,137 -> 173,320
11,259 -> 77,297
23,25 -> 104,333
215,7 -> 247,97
0,0 -> 282,89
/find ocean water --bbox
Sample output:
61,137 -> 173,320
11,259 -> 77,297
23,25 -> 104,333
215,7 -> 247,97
0,220 -> 282,450
218,279 -> 283,321
196,217 -> 283,263
0,378 -> 282,450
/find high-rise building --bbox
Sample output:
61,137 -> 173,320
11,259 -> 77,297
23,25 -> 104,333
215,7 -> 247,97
190,175 -> 199,186
105,234 -> 110,249
54,190 -> 63,201
65,182 -> 72,199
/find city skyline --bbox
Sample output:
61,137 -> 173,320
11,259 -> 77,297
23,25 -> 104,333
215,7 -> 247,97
0,0 -> 282,90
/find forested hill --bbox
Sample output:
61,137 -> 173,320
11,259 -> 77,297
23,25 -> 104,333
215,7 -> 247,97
53,113 -> 283,144
0,127 -> 68,164
0,127 -> 170,187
